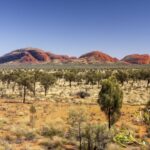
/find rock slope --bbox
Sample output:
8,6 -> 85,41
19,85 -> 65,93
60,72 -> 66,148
0,48 -> 149,64
122,54 -> 150,64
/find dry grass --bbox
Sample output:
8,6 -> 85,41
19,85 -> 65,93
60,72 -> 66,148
0,99 -> 149,149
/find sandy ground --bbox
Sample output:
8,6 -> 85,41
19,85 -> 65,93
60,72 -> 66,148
2,79 -> 149,105
0,99 -> 149,150
0,79 -> 149,149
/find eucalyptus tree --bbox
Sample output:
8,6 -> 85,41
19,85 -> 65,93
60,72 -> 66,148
1,71 -> 12,88
127,69 -> 140,86
76,73 -> 84,86
98,77 -> 123,129
95,71 -> 104,88
64,71 -> 76,88
84,71 -> 97,87
139,69 -> 150,87
40,73 -> 56,96
16,70 -> 33,103
114,70 -> 129,86
53,71 -> 64,80
103,70 -> 112,79
30,70 -> 42,96
9,70 -> 21,92
53,71 -> 64,85
0,71 -> 4,86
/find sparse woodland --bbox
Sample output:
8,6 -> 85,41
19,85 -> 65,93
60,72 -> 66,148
0,67 -> 149,149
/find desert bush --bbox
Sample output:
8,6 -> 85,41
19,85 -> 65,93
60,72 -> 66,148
11,125 -> 37,141
67,107 -> 88,150
40,118 -> 66,138
143,100 -> 150,125
76,91 -> 90,99
82,123 -> 116,150
24,131 -> 36,141
29,105 -> 36,128
41,126 -> 63,137
146,127 -> 150,138
39,136 -> 65,150
143,100 -> 150,140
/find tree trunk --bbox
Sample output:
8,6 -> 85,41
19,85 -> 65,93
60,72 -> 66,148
79,123 -> 82,150
69,80 -> 72,88
23,86 -> 26,103
97,80 -> 100,88
88,135 -> 91,150
108,108 -> 111,130
44,88 -> 47,96
12,82 -> 16,92
33,82 -> 36,96
147,79 -> 150,88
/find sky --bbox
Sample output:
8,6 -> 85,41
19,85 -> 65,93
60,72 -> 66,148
0,0 -> 150,59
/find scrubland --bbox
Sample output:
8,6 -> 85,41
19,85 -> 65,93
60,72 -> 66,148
0,68 -> 149,150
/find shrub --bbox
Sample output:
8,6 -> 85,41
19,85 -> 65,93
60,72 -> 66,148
143,100 -> 150,125
40,118 -> 66,138
11,125 -> 36,141
76,91 -> 90,99
82,123 -> 115,150
29,105 -> 36,128
39,136 -> 64,150
146,127 -> 150,138
24,131 -> 36,141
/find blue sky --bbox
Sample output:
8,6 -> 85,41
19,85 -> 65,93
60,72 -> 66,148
0,0 -> 150,58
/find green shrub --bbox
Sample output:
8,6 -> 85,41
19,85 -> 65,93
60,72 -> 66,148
24,131 -> 36,141
40,119 -> 66,138
143,100 -> 150,125
82,123 -> 115,150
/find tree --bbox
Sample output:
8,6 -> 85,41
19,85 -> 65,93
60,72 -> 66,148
31,70 -> 42,96
76,74 -> 83,86
53,71 -> 63,81
40,73 -> 56,96
17,71 -> 33,103
139,69 -> 150,88
115,70 -> 128,85
67,107 -> 87,150
85,71 -> 97,87
64,71 -> 76,87
128,69 -> 141,86
9,70 -> 20,92
1,71 -> 12,88
95,71 -> 104,88
98,77 -> 123,129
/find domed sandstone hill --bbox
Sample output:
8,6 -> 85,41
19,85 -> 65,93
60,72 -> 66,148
0,48 -> 74,64
79,51 -> 118,63
122,54 -> 150,64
